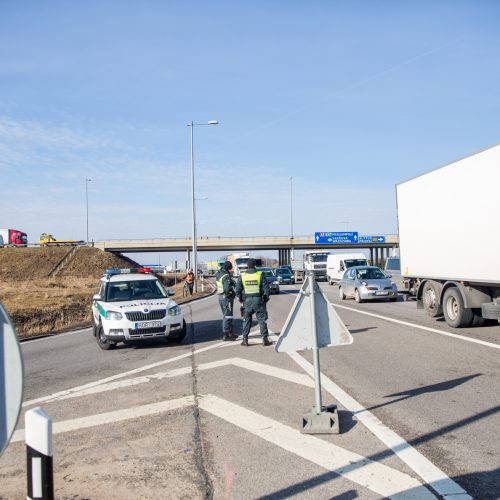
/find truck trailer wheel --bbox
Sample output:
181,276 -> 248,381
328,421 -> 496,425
443,287 -> 474,328
422,281 -> 443,317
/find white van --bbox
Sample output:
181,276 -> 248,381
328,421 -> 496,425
326,253 -> 368,284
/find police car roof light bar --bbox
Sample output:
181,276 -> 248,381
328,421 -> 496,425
104,267 -> 152,277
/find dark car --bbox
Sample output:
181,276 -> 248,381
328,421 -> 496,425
257,267 -> 280,294
275,267 -> 294,284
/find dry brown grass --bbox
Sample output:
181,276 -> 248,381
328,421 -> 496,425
0,275 -> 214,339
0,277 -> 96,338
0,247 -> 214,339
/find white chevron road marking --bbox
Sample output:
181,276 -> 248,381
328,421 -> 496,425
11,394 -> 436,499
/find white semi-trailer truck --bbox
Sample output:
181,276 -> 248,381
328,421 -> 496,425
396,143 -> 500,328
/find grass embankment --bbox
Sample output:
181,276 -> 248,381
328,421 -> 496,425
0,248 -> 214,339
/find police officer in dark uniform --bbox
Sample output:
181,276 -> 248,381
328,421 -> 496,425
216,261 -> 237,341
235,258 -> 272,346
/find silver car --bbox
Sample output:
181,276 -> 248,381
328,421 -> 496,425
338,266 -> 398,303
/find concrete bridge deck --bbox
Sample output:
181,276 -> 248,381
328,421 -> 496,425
94,235 -> 399,253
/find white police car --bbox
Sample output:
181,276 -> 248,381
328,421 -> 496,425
92,267 -> 186,350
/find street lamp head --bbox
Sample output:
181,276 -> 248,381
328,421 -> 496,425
207,120 -> 219,125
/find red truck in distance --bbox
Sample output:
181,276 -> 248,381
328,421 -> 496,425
0,229 -> 28,246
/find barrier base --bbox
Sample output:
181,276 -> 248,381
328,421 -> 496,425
301,404 -> 340,434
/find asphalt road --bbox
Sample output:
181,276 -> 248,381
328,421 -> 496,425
1,282 -> 499,499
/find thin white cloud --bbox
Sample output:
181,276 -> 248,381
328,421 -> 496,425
0,115 -> 397,242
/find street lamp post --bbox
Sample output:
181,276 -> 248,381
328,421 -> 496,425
290,176 -> 294,260
85,178 -> 91,243
187,120 -> 219,292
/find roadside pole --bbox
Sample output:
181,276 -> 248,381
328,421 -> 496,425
26,408 -> 54,500
309,272 -> 323,414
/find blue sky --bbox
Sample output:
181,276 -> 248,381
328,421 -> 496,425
1,1 -> 499,263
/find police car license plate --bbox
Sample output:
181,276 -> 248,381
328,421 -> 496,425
135,321 -> 162,329
376,291 -> 389,296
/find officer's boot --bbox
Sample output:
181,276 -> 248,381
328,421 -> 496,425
262,336 -> 272,346
241,337 -> 249,346
222,333 -> 235,341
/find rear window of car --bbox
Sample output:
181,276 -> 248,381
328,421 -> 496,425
385,258 -> 400,271
276,269 -> 291,275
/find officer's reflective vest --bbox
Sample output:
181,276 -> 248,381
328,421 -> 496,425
241,271 -> 262,296
216,272 -> 229,294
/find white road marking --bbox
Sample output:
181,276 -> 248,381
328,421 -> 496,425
11,393 -> 436,499
11,395 -> 195,443
333,302 -> 500,350
284,345 -> 471,500
21,327 -> 92,344
199,394 -> 436,499
47,357 -> 314,402
22,327 -> 262,408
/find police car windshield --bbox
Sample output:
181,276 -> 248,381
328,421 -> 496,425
105,279 -> 167,302
236,258 -> 249,266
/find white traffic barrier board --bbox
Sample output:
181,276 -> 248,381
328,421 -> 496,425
275,277 -> 353,353
0,302 -> 24,456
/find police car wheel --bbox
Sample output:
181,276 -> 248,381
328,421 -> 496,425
96,324 -> 116,350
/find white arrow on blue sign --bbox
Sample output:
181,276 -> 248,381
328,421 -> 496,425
315,232 -> 358,244
358,235 -> 385,243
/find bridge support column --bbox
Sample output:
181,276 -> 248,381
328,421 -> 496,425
278,249 -> 292,266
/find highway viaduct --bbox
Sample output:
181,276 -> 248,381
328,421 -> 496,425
94,235 -> 399,267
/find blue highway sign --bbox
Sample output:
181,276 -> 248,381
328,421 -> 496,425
315,232 -> 359,244
358,235 -> 385,243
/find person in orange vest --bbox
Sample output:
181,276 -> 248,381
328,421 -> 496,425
186,269 -> 195,295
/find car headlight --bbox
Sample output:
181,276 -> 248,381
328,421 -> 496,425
278,276 -> 283,281
272,280 -> 279,285
361,281 -> 368,286
106,311 -> 122,320
168,305 -> 182,316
